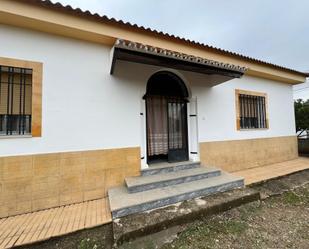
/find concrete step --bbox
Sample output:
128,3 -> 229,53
126,167 -> 221,193
113,188 -> 260,244
141,161 -> 201,176
108,172 -> 244,219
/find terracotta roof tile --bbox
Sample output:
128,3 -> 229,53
115,39 -> 247,74
16,0 -> 309,77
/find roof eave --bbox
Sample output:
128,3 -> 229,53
0,0 -> 307,84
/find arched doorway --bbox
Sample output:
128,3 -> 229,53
145,71 -> 189,163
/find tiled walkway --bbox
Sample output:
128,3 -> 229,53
234,157 -> 309,185
0,198 -> 111,249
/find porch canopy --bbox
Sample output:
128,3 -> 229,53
110,39 -> 247,82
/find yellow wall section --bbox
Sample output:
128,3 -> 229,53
0,0 -> 306,84
0,147 -> 140,218
0,137 -> 299,218
200,136 -> 298,172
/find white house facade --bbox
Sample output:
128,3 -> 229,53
0,0 -> 307,218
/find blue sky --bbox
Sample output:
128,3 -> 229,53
55,0 -> 309,100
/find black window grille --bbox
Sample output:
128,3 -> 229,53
239,94 -> 267,129
0,65 -> 32,136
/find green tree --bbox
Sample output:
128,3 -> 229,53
294,99 -> 309,136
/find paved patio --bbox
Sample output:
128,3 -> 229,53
234,157 -> 309,185
0,198 -> 111,248
0,158 -> 308,248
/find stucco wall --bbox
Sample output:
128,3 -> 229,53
0,24 -> 146,156
185,72 -> 296,142
0,24 -> 298,216
0,24 -> 296,157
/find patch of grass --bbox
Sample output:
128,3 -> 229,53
78,238 -> 99,249
298,186 -> 309,202
143,239 -> 156,249
264,195 -> 278,207
282,191 -> 304,205
121,239 -> 156,249
162,218 -> 248,249
239,201 -> 262,220
162,182 -> 309,249
223,220 -> 248,234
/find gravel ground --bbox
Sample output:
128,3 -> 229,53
160,184 -> 309,249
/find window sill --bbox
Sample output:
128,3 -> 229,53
238,128 -> 269,131
0,135 -> 32,139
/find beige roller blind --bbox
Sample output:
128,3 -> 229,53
0,70 -> 32,115
11,83 -> 32,115
0,83 -> 8,114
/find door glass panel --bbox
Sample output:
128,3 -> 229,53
168,99 -> 188,162
146,96 -> 168,157
168,102 -> 184,149
146,96 -> 188,163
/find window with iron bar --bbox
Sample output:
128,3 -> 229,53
0,65 -> 32,136
236,90 -> 268,130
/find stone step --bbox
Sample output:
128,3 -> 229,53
126,167 -> 221,193
113,188 -> 260,244
141,161 -> 201,176
108,172 -> 244,219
